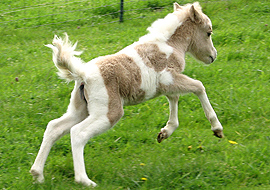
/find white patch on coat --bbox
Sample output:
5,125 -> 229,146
155,42 -> 174,59
119,44 -> 158,100
84,61 -> 110,117
159,70 -> 174,86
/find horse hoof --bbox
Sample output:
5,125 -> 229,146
30,168 -> 44,183
75,177 -> 97,187
157,132 -> 166,143
213,130 -> 224,138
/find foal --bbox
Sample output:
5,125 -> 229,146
30,2 -> 224,187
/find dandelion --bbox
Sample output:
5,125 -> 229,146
229,140 -> 238,145
140,163 -> 146,166
197,145 -> 203,150
141,177 -> 147,181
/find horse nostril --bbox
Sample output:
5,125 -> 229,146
209,56 -> 214,63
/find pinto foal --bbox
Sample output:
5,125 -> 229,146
30,2 -> 224,187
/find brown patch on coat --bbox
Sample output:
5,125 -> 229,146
167,50 -> 185,73
135,43 -> 185,74
96,54 -> 145,125
134,44 -> 167,72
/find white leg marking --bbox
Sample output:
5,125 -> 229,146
30,112 -> 87,183
30,82 -> 88,183
70,115 -> 111,187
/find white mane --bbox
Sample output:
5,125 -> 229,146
139,2 -> 202,43
139,13 -> 182,42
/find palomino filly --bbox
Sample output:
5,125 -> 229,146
30,2 -> 224,187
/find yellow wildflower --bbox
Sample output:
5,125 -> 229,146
141,177 -> 147,181
229,140 -> 238,145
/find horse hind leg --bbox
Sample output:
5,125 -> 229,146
70,116 -> 120,186
30,114 -> 82,183
70,95 -> 124,186
30,83 -> 88,183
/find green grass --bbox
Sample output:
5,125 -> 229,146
0,0 -> 270,189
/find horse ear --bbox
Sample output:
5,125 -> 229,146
173,2 -> 182,11
189,5 -> 202,23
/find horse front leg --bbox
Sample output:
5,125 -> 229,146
158,73 -> 224,141
157,95 -> 179,143
180,74 -> 224,138
197,90 -> 224,138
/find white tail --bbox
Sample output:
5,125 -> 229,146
45,33 -> 85,82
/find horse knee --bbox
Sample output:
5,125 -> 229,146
193,80 -> 206,96
70,126 -> 88,147
44,119 -> 62,139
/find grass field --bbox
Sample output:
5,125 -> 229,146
0,0 -> 270,189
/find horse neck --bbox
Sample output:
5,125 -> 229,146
166,19 -> 194,54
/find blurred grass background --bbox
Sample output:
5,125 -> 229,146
0,0 -> 269,189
